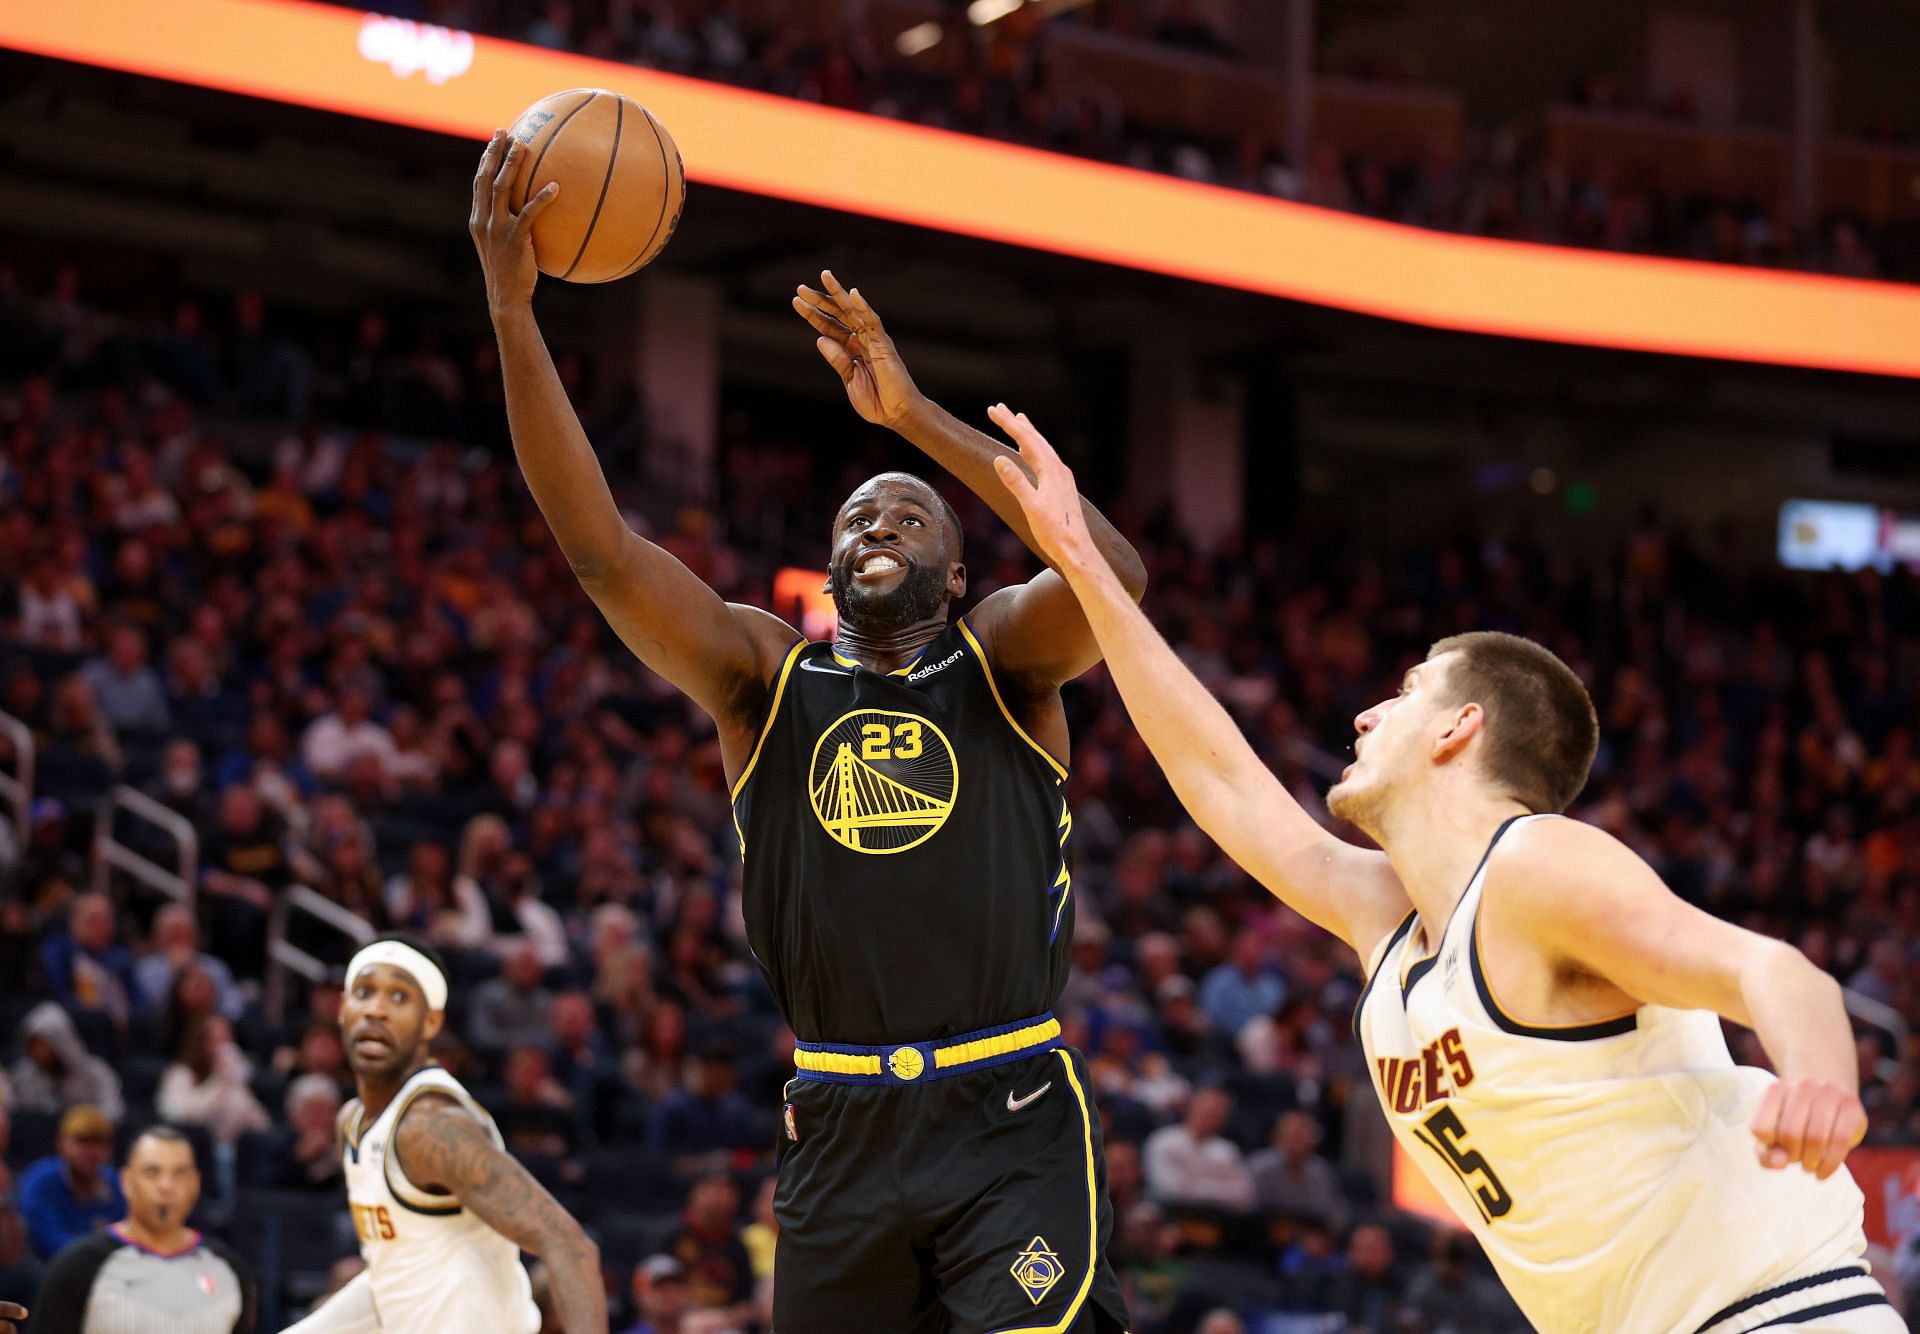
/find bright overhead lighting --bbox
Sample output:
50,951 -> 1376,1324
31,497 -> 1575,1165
896,21 -> 943,56
967,0 -> 1023,26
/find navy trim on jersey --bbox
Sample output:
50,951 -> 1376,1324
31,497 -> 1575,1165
1747,1293 -> 1892,1330
1468,915 -> 1638,1041
1694,1264 -> 1875,1333
345,1062 -> 442,1163
1351,911 -> 1417,1039
1398,815 -> 1525,1003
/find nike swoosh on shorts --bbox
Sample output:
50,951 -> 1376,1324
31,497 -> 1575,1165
1007,1081 -> 1053,1112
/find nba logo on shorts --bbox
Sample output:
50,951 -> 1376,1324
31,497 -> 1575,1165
783,1103 -> 799,1142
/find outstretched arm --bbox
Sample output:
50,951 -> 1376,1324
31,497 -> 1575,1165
1496,818 -> 1865,1180
990,407 -> 1409,959
393,1096 -> 606,1333
793,274 -> 1146,684
472,130 -> 794,735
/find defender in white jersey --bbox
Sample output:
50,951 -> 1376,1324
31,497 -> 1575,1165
990,410 -> 1901,1333
283,937 -> 606,1334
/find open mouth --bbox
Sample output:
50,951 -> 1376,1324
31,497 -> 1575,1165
853,550 -> 907,582
351,1029 -> 394,1057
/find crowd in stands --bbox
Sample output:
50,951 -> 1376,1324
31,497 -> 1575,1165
332,0 -> 1904,282
3,258 -> 1920,1333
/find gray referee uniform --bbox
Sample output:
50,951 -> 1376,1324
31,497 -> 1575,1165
33,1225 -> 255,1334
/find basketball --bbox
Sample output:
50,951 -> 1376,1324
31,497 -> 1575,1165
504,88 -> 685,284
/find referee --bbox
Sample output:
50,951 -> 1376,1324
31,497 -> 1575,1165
32,1126 -> 255,1334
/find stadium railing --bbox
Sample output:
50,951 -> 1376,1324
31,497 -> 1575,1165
1844,989 -> 1911,1082
92,783 -> 198,905
0,709 -> 33,849
265,884 -> 375,1024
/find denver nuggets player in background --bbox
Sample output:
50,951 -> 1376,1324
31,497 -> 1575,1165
990,412 -> 1899,1334
474,128 -> 1141,1332
284,937 -> 606,1333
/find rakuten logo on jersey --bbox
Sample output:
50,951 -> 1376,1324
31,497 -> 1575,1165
357,14 -> 475,85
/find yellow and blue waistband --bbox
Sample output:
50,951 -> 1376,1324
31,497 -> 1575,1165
793,1013 -> 1063,1086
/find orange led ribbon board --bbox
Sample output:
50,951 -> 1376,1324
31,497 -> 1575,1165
9,0 -> 1920,377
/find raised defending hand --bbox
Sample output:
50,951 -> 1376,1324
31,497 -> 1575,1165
1750,1077 -> 1866,1180
0,1302 -> 25,1332
987,404 -> 1097,575
470,128 -> 561,316
792,271 -> 925,428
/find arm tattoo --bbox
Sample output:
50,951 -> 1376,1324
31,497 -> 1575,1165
393,1096 -> 607,1332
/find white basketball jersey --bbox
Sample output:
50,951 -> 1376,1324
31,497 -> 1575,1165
340,1065 -> 540,1334
1356,815 -> 1883,1334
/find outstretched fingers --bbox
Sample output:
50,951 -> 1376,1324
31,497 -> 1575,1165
491,136 -> 526,219
470,129 -> 507,233
507,182 -> 560,243
792,288 -> 853,344
987,403 -> 1064,478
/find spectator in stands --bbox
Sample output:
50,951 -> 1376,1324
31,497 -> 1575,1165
490,850 -> 569,969
666,1174 -> 752,1316
1401,1229 -> 1526,1331
468,941 -> 555,1054
647,1043 -> 760,1166
258,1073 -> 343,1191
1198,932 -> 1285,1037
157,1016 -> 271,1147
300,685 -> 398,785
0,1208 -> 41,1328
41,677 -> 120,806
625,1000 -> 691,1104
7,1005 -> 123,1120
17,1106 -> 123,1260
271,1018 -> 351,1097
547,991 -> 617,1150
199,783 -> 311,979
77,624 -> 170,737
491,1045 -> 577,1158
39,893 -> 145,1046
1143,1086 -> 1254,1213
1284,1223 -> 1402,1330
15,556 -> 86,652
135,902 -> 243,1027
1248,1111 -> 1348,1226
1194,1312 -> 1244,1334
738,1176 -> 776,1293
624,1254 -> 690,1334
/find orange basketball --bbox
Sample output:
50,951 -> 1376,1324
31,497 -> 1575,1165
504,89 -> 686,284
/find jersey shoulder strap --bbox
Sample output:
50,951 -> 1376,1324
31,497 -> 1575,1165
384,1067 -> 500,1215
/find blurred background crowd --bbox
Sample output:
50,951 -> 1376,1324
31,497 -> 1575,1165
2,252 -> 1919,1332
5,0 -> 1920,1330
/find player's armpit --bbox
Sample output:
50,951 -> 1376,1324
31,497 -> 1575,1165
1489,816 -> 1760,1018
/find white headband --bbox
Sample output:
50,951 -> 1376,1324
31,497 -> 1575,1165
347,941 -> 449,1012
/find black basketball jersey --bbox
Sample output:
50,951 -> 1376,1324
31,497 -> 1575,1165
731,618 -> 1076,1044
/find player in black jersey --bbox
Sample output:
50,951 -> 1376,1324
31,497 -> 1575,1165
474,135 -> 1143,1332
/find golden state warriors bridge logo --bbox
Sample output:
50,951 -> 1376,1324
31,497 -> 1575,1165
809,709 -> 957,854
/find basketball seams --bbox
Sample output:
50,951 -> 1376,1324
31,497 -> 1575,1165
515,89 -> 596,212
559,94 -> 623,282
610,108 -> 682,282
